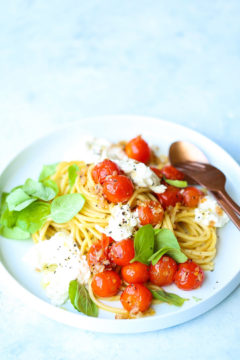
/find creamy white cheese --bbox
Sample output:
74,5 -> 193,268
114,158 -> 166,194
23,232 -> 90,305
96,204 -> 139,241
194,195 -> 229,227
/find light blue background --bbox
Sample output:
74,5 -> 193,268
0,1 -> 239,359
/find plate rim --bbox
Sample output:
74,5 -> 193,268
0,115 -> 240,333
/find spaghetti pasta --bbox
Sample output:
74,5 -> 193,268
33,160 -> 217,271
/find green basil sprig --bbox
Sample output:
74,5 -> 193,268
164,178 -> 188,188
69,280 -> 98,317
68,164 -> 80,189
130,224 -> 154,264
151,288 -> 188,307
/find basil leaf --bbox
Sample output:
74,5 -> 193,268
69,280 -> 98,317
68,164 -> 80,189
51,193 -> 85,223
149,247 -> 188,265
41,179 -> 59,196
6,188 -> 36,211
23,178 -> 56,201
150,229 -> 187,264
151,289 -> 188,307
0,225 -> 30,240
38,163 -> 59,181
0,192 -> 17,227
164,179 -> 188,188
130,224 -> 154,265
16,201 -> 51,233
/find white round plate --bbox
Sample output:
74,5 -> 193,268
0,116 -> 240,333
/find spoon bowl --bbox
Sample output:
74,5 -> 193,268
169,141 -> 208,165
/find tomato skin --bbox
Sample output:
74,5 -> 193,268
157,185 -> 183,209
87,234 -> 114,271
137,201 -> 164,226
161,165 -> 185,180
120,284 -> 152,313
150,166 -> 163,179
109,238 -> 135,266
182,187 -> 203,208
125,136 -> 151,164
92,159 -> 121,184
174,260 -> 204,290
91,270 -> 121,297
102,175 -> 134,203
121,262 -> 149,284
149,256 -> 178,286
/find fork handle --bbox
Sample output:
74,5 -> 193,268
216,188 -> 240,216
213,192 -> 240,231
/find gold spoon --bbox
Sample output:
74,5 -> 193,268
169,141 -> 240,230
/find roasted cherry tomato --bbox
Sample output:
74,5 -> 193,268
125,135 -> 151,164
174,260 -> 204,290
182,187 -> 203,208
120,284 -> 152,313
92,159 -> 121,184
109,238 -> 135,266
87,234 -> 114,271
157,185 -> 183,209
137,200 -> 164,226
121,262 -> 149,284
149,255 -> 178,286
150,166 -> 163,179
102,175 -> 134,203
161,165 -> 185,180
91,270 -> 121,297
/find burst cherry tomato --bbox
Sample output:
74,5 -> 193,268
150,166 -> 163,179
137,200 -> 164,226
174,260 -> 204,290
91,270 -> 121,297
149,256 -> 178,286
92,159 -> 121,184
125,135 -> 151,164
121,262 -> 149,284
120,284 -> 152,313
102,175 -> 134,203
109,238 -> 135,266
157,185 -> 183,209
161,165 -> 185,180
182,187 -> 203,208
87,234 -> 114,271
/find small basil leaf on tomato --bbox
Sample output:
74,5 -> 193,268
164,178 -> 188,188
68,164 -> 80,189
50,193 -> 85,223
130,224 -> 154,265
151,289 -> 188,307
150,229 -> 187,264
69,280 -> 98,317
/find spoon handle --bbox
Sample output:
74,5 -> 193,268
216,188 -> 240,216
213,193 -> 240,231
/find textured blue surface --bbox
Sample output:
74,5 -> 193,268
0,1 -> 240,360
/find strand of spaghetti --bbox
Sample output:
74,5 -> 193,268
88,279 -> 128,315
